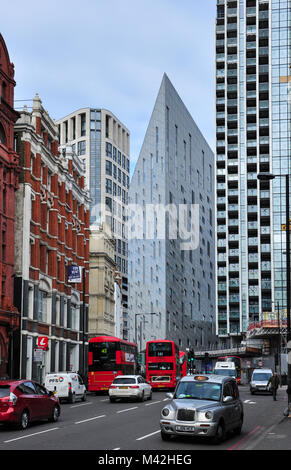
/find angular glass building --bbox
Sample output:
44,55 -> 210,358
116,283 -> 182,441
215,0 -> 291,343
128,74 -> 216,352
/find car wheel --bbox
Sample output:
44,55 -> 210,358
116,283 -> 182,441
161,431 -> 172,441
69,393 -> 76,404
49,405 -> 60,423
81,392 -> 87,402
139,391 -> 145,402
212,421 -> 226,445
109,397 -> 116,403
233,416 -> 243,436
19,410 -> 30,430
148,391 -> 152,401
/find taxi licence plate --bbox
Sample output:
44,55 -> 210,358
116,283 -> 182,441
176,426 -> 195,432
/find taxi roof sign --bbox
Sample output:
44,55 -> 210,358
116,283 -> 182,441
194,375 -> 209,381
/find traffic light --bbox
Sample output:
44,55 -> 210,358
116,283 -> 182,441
187,349 -> 195,373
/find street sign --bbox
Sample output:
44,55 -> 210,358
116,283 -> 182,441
37,336 -> 48,350
258,360 -> 263,367
68,265 -> 82,283
33,349 -> 43,363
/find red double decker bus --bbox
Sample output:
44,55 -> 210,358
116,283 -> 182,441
179,351 -> 187,378
146,340 -> 180,390
88,336 -> 138,393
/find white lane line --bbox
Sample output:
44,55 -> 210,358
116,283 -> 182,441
4,427 -> 59,443
145,400 -> 162,406
70,402 -> 92,408
113,448 -> 121,450
75,414 -> 106,424
136,430 -> 160,441
116,407 -> 138,414
244,400 -> 251,403
101,399 -> 108,402
163,398 -> 170,401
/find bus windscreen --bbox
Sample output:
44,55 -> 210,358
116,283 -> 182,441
148,342 -> 173,357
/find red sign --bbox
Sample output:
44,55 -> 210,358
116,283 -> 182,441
37,336 -> 48,350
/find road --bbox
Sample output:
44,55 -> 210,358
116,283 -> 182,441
0,386 -> 290,452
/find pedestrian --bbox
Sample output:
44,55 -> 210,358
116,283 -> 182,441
267,371 -> 280,401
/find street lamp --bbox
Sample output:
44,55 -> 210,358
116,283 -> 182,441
257,172 -> 291,407
134,313 -> 156,352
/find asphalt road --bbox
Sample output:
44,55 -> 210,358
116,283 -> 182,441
0,386 -> 290,452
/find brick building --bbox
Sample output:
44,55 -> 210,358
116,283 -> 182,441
0,34 -> 20,378
14,94 -> 90,381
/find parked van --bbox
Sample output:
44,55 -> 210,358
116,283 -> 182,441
214,361 -> 237,380
44,372 -> 86,403
250,368 -> 273,395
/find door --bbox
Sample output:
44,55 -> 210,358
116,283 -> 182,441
34,382 -> 53,419
222,382 -> 235,430
17,381 -> 39,421
77,375 -> 85,396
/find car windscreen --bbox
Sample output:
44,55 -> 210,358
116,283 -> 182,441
148,362 -> 173,371
215,369 -> 236,377
113,378 -> 136,385
0,386 -> 10,397
148,342 -> 173,357
252,373 -> 272,381
175,381 -> 222,401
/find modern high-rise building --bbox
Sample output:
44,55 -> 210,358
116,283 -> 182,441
57,109 -> 130,339
215,0 -> 291,344
128,74 -> 217,352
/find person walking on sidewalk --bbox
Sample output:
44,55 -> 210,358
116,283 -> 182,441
267,372 -> 280,401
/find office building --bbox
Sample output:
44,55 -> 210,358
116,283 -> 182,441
215,0 -> 291,344
128,74 -> 216,352
0,34 -> 20,378
14,95 -> 90,381
57,109 -> 130,339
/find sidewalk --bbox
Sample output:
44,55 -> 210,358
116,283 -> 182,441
246,386 -> 291,450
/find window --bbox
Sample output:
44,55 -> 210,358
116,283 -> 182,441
0,122 -> 6,146
78,141 -> 86,156
106,179 -> 112,194
38,290 -> 48,323
106,142 -> 112,157
80,113 -> 86,136
106,160 -> 112,176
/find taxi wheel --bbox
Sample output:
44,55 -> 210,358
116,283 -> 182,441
161,431 -> 172,441
110,397 -> 116,403
212,421 -> 226,445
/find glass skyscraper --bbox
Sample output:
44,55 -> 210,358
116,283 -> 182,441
215,0 -> 291,343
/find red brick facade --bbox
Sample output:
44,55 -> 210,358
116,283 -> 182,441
0,35 -> 20,378
14,95 -> 90,380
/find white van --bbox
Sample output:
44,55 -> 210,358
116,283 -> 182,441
214,361 -> 237,380
44,372 -> 86,403
250,368 -> 273,394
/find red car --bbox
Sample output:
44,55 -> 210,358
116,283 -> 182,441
0,379 -> 60,430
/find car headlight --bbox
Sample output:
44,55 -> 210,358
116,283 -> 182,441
205,411 -> 213,420
162,408 -> 170,417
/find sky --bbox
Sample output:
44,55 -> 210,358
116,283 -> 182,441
1,0 -> 217,173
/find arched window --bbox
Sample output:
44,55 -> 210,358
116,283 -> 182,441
0,122 -> 6,146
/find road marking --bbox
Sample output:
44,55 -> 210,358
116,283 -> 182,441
163,398 -> 170,401
145,400 -> 162,406
101,399 -> 108,402
228,426 -> 262,451
75,415 -> 106,424
70,402 -> 92,408
116,407 -> 138,414
136,430 -> 160,441
4,427 -> 59,443
113,448 -> 121,450
245,422 -> 284,450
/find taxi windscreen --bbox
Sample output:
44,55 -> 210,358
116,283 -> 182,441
175,381 -> 222,401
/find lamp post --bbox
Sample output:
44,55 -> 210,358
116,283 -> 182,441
257,172 -> 291,407
134,313 -> 156,352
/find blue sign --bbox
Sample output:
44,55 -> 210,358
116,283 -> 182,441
68,265 -> 82,283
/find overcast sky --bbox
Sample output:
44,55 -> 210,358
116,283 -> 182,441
1,0 -> 216,173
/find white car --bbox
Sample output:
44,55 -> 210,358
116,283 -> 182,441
44,372 -> 86,403
109,375 -> 152,402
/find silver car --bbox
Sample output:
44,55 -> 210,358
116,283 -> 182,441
160,375 -> 244,444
